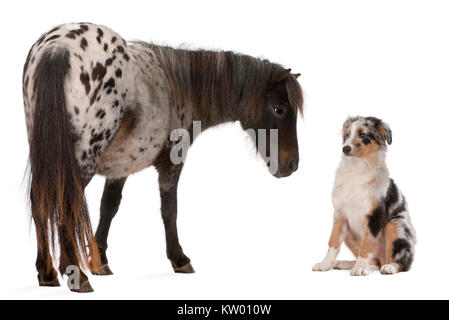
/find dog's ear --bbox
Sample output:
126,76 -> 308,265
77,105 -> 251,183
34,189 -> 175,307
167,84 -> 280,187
378,121 -> 392,145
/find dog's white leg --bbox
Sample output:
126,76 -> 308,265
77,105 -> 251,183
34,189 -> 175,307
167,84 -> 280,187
349,219 -> 382,277
313,213 -> 347,272
313,247 -> 340,271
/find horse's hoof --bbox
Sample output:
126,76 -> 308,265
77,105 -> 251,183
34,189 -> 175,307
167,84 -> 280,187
91,264 -> 113,276
70,280 -> 94,293
38,277 -> 60,287
172,262 -> 195,274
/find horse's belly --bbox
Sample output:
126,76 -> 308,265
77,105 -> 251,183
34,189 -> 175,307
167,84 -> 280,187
97,106 -> 170,178
98,145 -> 163,178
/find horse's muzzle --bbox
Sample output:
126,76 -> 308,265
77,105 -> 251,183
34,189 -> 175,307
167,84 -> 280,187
270,157 -> 299,178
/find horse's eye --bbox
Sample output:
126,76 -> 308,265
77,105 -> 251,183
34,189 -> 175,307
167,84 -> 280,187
273,105 -> 285,117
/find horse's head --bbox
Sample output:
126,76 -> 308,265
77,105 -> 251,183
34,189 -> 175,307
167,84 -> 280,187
243,66 -> 303,178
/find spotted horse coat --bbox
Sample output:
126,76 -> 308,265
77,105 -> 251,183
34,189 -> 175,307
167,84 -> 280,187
24,23 -> 180,180
23,23 -> 304,292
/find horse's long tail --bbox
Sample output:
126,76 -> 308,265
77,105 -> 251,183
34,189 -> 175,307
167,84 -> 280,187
28,47 -> 101,272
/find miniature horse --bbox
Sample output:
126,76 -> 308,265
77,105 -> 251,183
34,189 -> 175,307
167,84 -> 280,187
23,23 -> 303,292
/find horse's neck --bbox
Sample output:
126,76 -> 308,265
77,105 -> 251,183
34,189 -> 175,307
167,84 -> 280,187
194,106 -> 241,130
131,44 -> 254,130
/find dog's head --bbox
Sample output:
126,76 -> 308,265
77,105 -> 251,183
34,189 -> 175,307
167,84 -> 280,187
341,116 -> 392,160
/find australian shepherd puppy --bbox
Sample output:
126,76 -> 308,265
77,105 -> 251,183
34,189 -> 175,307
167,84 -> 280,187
313,116 -> 416,276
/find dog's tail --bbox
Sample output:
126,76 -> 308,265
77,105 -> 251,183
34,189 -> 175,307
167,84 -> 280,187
28,47 -> 101,272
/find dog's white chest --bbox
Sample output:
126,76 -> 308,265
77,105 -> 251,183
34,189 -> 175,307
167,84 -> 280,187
332,159 -> 380,236
333,183 -> 372,235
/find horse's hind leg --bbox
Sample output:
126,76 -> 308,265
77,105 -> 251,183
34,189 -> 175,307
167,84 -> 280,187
58,176 -> 94,293
58,224 -> 92,292
91,177 -> 127,275
35,220 -> 59,287
156,149 -> 194,274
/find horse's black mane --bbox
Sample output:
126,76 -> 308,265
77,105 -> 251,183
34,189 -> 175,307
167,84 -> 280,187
146,44 -> 303,127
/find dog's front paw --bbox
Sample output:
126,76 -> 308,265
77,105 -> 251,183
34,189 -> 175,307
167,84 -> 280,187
313,262 -> 333,272
380,263 -> 399,275
350,264 -> 377,276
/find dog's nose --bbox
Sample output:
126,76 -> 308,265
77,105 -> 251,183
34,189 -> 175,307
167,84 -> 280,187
343,146 -> 352,155
288,158 -> 299,173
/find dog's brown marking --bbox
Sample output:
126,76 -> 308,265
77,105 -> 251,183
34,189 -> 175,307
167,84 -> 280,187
359,141 -> 380,163
344,230 -> 360,257
359,224 -> 378,258
356,125 -> 367,135
328,214 -> 346,249
378,123 -> 392,144
349,127 -> 381,162
358,199 -> 381,258
384,220 -> 403,271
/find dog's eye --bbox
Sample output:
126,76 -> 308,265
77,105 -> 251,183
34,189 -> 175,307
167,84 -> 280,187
344,133 -> 349,140
359,132 -> 366,138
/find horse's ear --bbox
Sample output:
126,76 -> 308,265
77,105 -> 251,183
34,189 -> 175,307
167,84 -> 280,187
292,73 -> 301,79
267,68 -> 291,91
278,68 -> 291,81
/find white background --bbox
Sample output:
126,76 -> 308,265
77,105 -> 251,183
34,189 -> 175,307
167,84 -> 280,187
1,0 -> 448,299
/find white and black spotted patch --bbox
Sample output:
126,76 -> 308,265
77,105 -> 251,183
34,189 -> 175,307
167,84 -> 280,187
23,23 -> 183,179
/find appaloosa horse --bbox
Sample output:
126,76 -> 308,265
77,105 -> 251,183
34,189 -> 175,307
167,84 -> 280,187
23,23 -> 303,292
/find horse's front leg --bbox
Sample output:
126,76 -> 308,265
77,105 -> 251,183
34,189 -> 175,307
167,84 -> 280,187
156,151 -> 194,274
